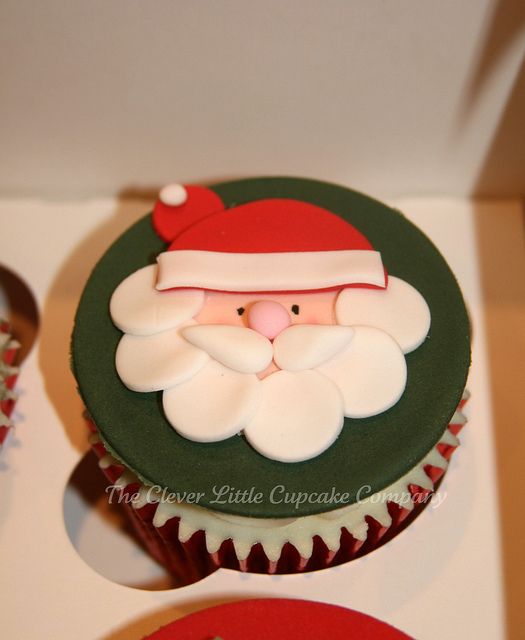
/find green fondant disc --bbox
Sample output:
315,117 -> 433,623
72,177 -> 470,518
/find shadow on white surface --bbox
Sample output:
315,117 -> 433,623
63,450 -> 175,591
39,197 -> 153,452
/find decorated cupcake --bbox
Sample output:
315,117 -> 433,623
0,320 -> 19,449
72,177 -> 470,582
142,598 -> 412,639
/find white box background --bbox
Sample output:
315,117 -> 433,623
0,0 -> 524,199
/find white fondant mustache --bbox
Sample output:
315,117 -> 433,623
273,324 -> 354,371
180,323 -> 357,374
181,325 -> 273,374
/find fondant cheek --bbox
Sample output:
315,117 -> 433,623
194,291 -> 250,327
287,291 -> 338,326
247,300 -> 291,340
195,308 -> 246,327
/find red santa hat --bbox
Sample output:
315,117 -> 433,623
152,184 -> 387,293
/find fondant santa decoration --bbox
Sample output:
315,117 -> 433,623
110,184 -> 431,463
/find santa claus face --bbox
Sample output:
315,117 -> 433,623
110,265 -> 430,463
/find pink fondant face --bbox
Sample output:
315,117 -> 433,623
194,290 -> 339,335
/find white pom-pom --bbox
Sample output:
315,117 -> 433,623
159,183 -> 188,206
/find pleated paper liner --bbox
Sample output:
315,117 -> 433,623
87,390 -> 468,585
0,321 -> 20,449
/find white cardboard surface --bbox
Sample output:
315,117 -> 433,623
0,197 -> 513,639
1,1 -> 525,198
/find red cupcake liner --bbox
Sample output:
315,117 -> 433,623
87,393 -> 468,584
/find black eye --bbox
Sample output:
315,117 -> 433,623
291,304 -> 300,315
237,307 -> 245,316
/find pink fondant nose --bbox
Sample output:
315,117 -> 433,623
248,300 -> 291,340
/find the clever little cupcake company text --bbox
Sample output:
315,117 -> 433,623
105,483 -> 447,510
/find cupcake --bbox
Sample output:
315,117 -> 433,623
142,598 -> 412,639
72,177 -> 470,582
0,320 -> 19,449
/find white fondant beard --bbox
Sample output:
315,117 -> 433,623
114,320 -> 408,462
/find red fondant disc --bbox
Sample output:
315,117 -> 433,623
145,598 -> 412,639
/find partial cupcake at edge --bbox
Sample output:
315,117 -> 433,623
72,177 -> 471,584
142,598 -> 412,639
0,320 -> 20,449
